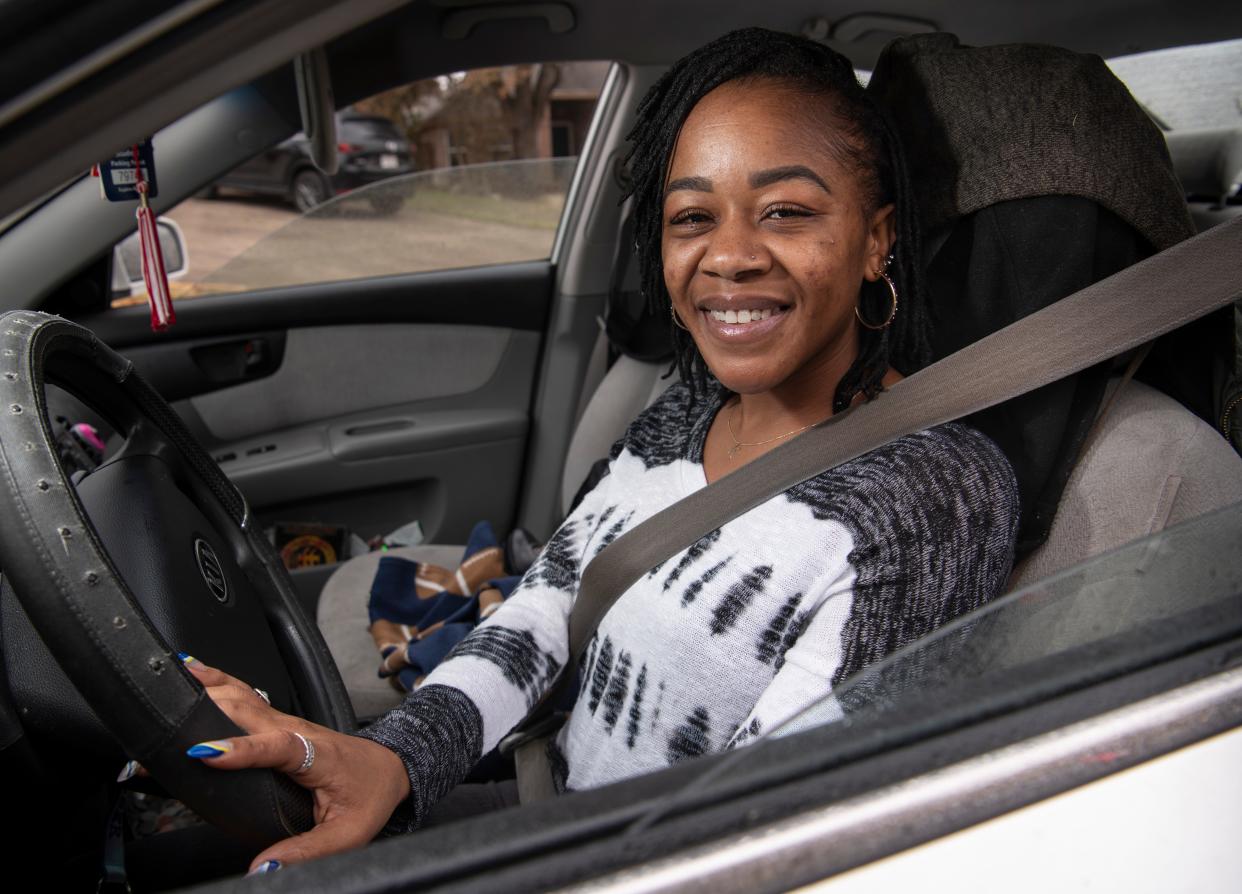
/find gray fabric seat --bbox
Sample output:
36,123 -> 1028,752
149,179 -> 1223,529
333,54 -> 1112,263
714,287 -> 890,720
317,354 -> 670,717
316,543 -> 467,718
1010,378 -> 1242,589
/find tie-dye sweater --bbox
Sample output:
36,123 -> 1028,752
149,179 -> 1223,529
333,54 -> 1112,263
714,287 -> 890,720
360,381 -> 1019,825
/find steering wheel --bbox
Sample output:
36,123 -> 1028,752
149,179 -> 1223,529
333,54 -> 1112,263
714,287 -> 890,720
0,311 -> 355,848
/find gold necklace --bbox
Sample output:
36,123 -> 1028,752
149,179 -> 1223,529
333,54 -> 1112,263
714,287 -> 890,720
725,401 -> 823,459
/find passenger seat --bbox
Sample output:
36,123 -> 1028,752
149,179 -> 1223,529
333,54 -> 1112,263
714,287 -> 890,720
317,353 -> 670,717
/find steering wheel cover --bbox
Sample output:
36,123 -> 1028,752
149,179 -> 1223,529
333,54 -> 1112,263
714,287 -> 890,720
0,311 -> 355,847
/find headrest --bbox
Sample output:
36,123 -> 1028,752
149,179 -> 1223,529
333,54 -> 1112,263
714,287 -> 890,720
604,202 -> 674,363
868,33 -> 1195,253
1166,127 -> 1242,201
866,34 -> 1216,560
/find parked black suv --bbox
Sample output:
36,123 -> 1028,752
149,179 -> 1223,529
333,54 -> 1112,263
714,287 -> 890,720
210,113 -> 414,214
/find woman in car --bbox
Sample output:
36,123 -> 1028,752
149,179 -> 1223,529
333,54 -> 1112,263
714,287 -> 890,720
182,27 -> 1020,872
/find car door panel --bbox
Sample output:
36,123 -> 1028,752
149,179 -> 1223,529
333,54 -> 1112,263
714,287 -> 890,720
175,327 -> 538,542
185,324 -> 522,441
80,262 -> 549,546
101,331 -> 288,402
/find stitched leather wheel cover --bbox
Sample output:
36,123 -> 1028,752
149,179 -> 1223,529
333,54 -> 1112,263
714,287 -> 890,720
0,311 -> 355,848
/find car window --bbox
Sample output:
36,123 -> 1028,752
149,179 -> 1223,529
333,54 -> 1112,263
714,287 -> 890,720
812,501 -> 1242,734
1107,37 -> 1242,131
631,500 -> 1242,830
339,117 -> 405,142
111,61 -> 612,307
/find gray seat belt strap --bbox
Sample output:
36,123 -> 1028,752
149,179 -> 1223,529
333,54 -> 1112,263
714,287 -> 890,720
508,217 -> 1242,765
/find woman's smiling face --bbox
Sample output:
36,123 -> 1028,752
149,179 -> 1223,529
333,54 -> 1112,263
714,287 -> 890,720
661,79 -> 895,398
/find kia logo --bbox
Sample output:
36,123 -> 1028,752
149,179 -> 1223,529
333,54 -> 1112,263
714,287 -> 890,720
194,538 -> 229,603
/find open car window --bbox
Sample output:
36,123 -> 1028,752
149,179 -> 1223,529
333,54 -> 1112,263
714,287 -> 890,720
150,157 -> 580,300
109,61 -> 612,308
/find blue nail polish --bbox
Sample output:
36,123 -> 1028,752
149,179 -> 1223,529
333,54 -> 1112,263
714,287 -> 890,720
117,760 -> 139,783
249,860 -> 281,875
186,740 -> 231,758
177,651 -> 195,663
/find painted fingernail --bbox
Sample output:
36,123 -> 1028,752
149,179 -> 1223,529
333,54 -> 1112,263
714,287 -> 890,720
117,759 -> 140,783
177,652 -> 196,664
186,740 -> 231,758
248,860 -> 281,875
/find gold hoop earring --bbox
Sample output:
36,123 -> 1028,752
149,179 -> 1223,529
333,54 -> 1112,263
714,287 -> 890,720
855,270 -> 898,331
671,304 -> 690,331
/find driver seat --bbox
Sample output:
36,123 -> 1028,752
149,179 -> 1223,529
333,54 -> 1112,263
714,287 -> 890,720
1010,376 -> 1242,589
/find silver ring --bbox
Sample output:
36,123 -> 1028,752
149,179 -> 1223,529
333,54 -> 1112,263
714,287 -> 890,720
293,732 -> 315,775
253,687 -> 271,706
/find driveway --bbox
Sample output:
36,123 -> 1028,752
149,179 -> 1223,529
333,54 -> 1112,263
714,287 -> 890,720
170,195 -> 296,282
166,193 -> 558,296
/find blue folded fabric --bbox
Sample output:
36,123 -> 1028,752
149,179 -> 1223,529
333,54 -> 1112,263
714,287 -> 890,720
393,622 -> 474,689
367,521 -> 528,692
367,556 -> 420,626
368,555 -> 477,627
483,576 -> 521,599
463,519 -> 499,560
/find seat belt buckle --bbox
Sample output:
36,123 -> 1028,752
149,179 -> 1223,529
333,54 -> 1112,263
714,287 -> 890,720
498,711 -> 569,757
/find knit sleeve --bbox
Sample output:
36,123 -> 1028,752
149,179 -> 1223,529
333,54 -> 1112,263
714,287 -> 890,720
356,473 -> 612,827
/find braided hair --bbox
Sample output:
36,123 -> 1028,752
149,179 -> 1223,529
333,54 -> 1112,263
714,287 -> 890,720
624,27 -> 930,411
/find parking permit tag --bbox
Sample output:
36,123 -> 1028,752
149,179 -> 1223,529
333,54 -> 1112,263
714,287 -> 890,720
95,140 -> 175,329
129,144 -> 175,331
100,139 -> 158,202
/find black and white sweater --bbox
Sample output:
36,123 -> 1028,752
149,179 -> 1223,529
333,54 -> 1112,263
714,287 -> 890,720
360,382 -> 1019,824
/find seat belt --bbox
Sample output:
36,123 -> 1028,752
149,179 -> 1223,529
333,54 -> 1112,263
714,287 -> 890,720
502,216 -> 1242,799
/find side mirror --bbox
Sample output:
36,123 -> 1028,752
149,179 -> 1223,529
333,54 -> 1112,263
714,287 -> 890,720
111,217 -> 189,298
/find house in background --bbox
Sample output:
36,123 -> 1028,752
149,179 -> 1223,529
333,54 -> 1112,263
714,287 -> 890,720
373,61 -> 611,171
548,61 -> 611,157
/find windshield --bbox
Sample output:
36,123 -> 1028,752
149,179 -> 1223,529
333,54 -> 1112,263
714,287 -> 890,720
632,500 -> 1242,831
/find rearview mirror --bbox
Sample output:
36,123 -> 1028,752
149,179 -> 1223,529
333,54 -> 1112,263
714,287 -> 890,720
111,217 -> 189,297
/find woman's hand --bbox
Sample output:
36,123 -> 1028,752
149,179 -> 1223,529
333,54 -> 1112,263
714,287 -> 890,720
181,657 -> 411,873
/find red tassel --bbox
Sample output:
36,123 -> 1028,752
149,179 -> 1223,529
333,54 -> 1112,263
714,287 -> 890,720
136,185 -> 175,332
127,144 -> 174,332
